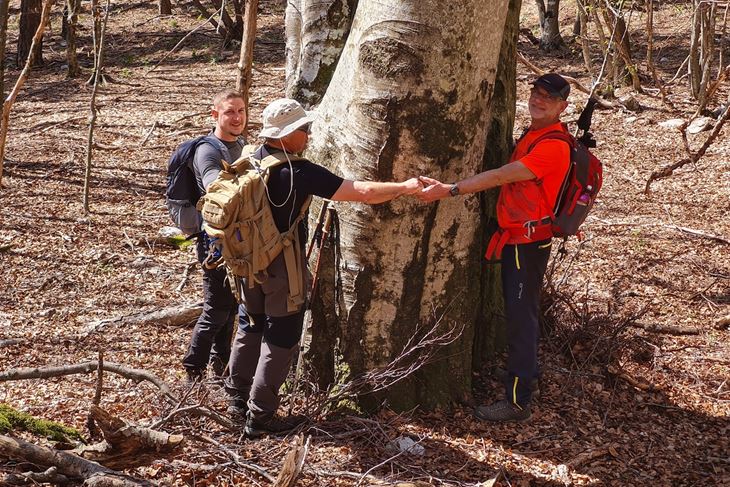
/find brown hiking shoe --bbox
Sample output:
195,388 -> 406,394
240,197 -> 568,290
474,400 -> 531,423
244,413 -> 306,438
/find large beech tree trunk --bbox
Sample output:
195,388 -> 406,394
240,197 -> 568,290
306,0 -> 511,410
285,0 -> 357,107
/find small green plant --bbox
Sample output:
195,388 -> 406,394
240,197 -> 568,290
169,18 -> 178,29
168,235 -> 195,250
0,403 -> 83,442
120,67 -> 133,78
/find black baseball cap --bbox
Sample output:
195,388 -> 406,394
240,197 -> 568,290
531,73 -> 570,100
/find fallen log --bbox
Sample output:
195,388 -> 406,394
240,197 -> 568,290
2,467 -> 70,485
715,314 -> 730,330
73,406 -> 184,470
84,303 -> 203,335
630,322 -> 701,335
0,435 -> 153,486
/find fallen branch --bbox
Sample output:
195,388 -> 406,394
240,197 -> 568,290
193,434 -> 274,482
566,447 -> 610,468
607,365 -> 655,391
84,303 -> 203,335
2,467 -> 70,485
715,315 -> 730,330
645,104 -> 730,194
630,322 -> 700,335
0,435 -> 153,486
0,361 -> 178,405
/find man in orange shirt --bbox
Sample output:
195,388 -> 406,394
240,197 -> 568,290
418,73 -> 571,422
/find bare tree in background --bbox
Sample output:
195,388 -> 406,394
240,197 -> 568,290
0,0 -> 9,98
689,0 -> 717,111
235,0 -> 258,127
65,0 -> 80,77
159,0 -> 172,15
18,0 -> 43,66
535,0 -> 566,51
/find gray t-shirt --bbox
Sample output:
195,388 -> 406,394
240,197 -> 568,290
193,136 -> 245,195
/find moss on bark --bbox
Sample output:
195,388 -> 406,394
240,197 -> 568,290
0,403 -> 83,442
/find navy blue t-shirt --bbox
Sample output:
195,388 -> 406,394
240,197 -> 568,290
254,145 -> 344,243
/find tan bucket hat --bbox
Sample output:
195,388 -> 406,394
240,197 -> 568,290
259,98 -> 315,139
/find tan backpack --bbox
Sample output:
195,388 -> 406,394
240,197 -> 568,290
198,145 -> 312,312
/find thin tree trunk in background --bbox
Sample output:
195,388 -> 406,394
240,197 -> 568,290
235,0 -> 258,130
18,0 -> 43,66
537,0 -> 565,51
576,0 -> 594,80
307,0 -> 511,410
0,0 -> 54,187
689,0 -> 716,110
159,0 -> 171,15
285,0 -> 357,107
88,0 -> 102,83
718,3 -> 729,79
65,0 -> 80,77
0,0 -> 10,99
83,0 -> 111,212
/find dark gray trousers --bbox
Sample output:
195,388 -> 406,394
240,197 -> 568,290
181,238 -> 239,373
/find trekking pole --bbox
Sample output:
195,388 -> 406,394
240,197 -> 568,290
289,205 -> 336,414
308,206 -> 334,303
306,200 -> 329,260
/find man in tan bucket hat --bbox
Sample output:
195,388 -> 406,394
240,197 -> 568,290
224,98 -> 422,438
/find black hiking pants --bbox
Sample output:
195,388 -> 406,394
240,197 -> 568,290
182,238 -> 239,375
501,239 -> 552,406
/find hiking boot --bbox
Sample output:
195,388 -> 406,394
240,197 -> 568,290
493,367 -> 540,397
210,356 -> 227,379
244,413 -> 306,438
185,368 -> 205,383
227,404 -> 248,424
474,400 -> 531,423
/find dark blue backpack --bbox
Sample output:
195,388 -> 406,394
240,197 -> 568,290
165,135 -> 233,236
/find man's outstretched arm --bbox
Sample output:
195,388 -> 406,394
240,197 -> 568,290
331,178 -> 423,204
417,161 -> 536,202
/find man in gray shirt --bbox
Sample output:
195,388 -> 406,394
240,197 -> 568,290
182,90 -> 247,381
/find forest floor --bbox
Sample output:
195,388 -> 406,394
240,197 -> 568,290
0,0 -> 728,486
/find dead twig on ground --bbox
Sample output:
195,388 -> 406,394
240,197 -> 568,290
193,434 -> 275,482
645,104 -> 730,194
629,322 -> 700,335
84,302 -> 202,335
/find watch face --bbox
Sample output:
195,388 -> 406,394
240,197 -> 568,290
450,184 -> 459,196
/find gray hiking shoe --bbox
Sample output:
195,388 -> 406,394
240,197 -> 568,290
474,400 -> 531,423
244,413 -> 306,438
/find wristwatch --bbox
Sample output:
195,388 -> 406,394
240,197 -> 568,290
449,183 -> 460,197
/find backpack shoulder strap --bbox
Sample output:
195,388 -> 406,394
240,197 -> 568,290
201,135 -> 234,164
526,130 -> 575,154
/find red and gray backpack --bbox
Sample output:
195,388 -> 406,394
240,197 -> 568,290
527,129 -> 603,239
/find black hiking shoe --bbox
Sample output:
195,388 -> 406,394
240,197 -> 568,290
474,400 -> 532,423
493,367 -> 540,397
210,356 -> 227,379
185,368 -> 205,383
244,413 -> 306,438
227,399 -> 248,424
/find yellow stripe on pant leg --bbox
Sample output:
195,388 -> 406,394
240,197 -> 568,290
512,377 -> 523,410
515,246 -> 520,270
